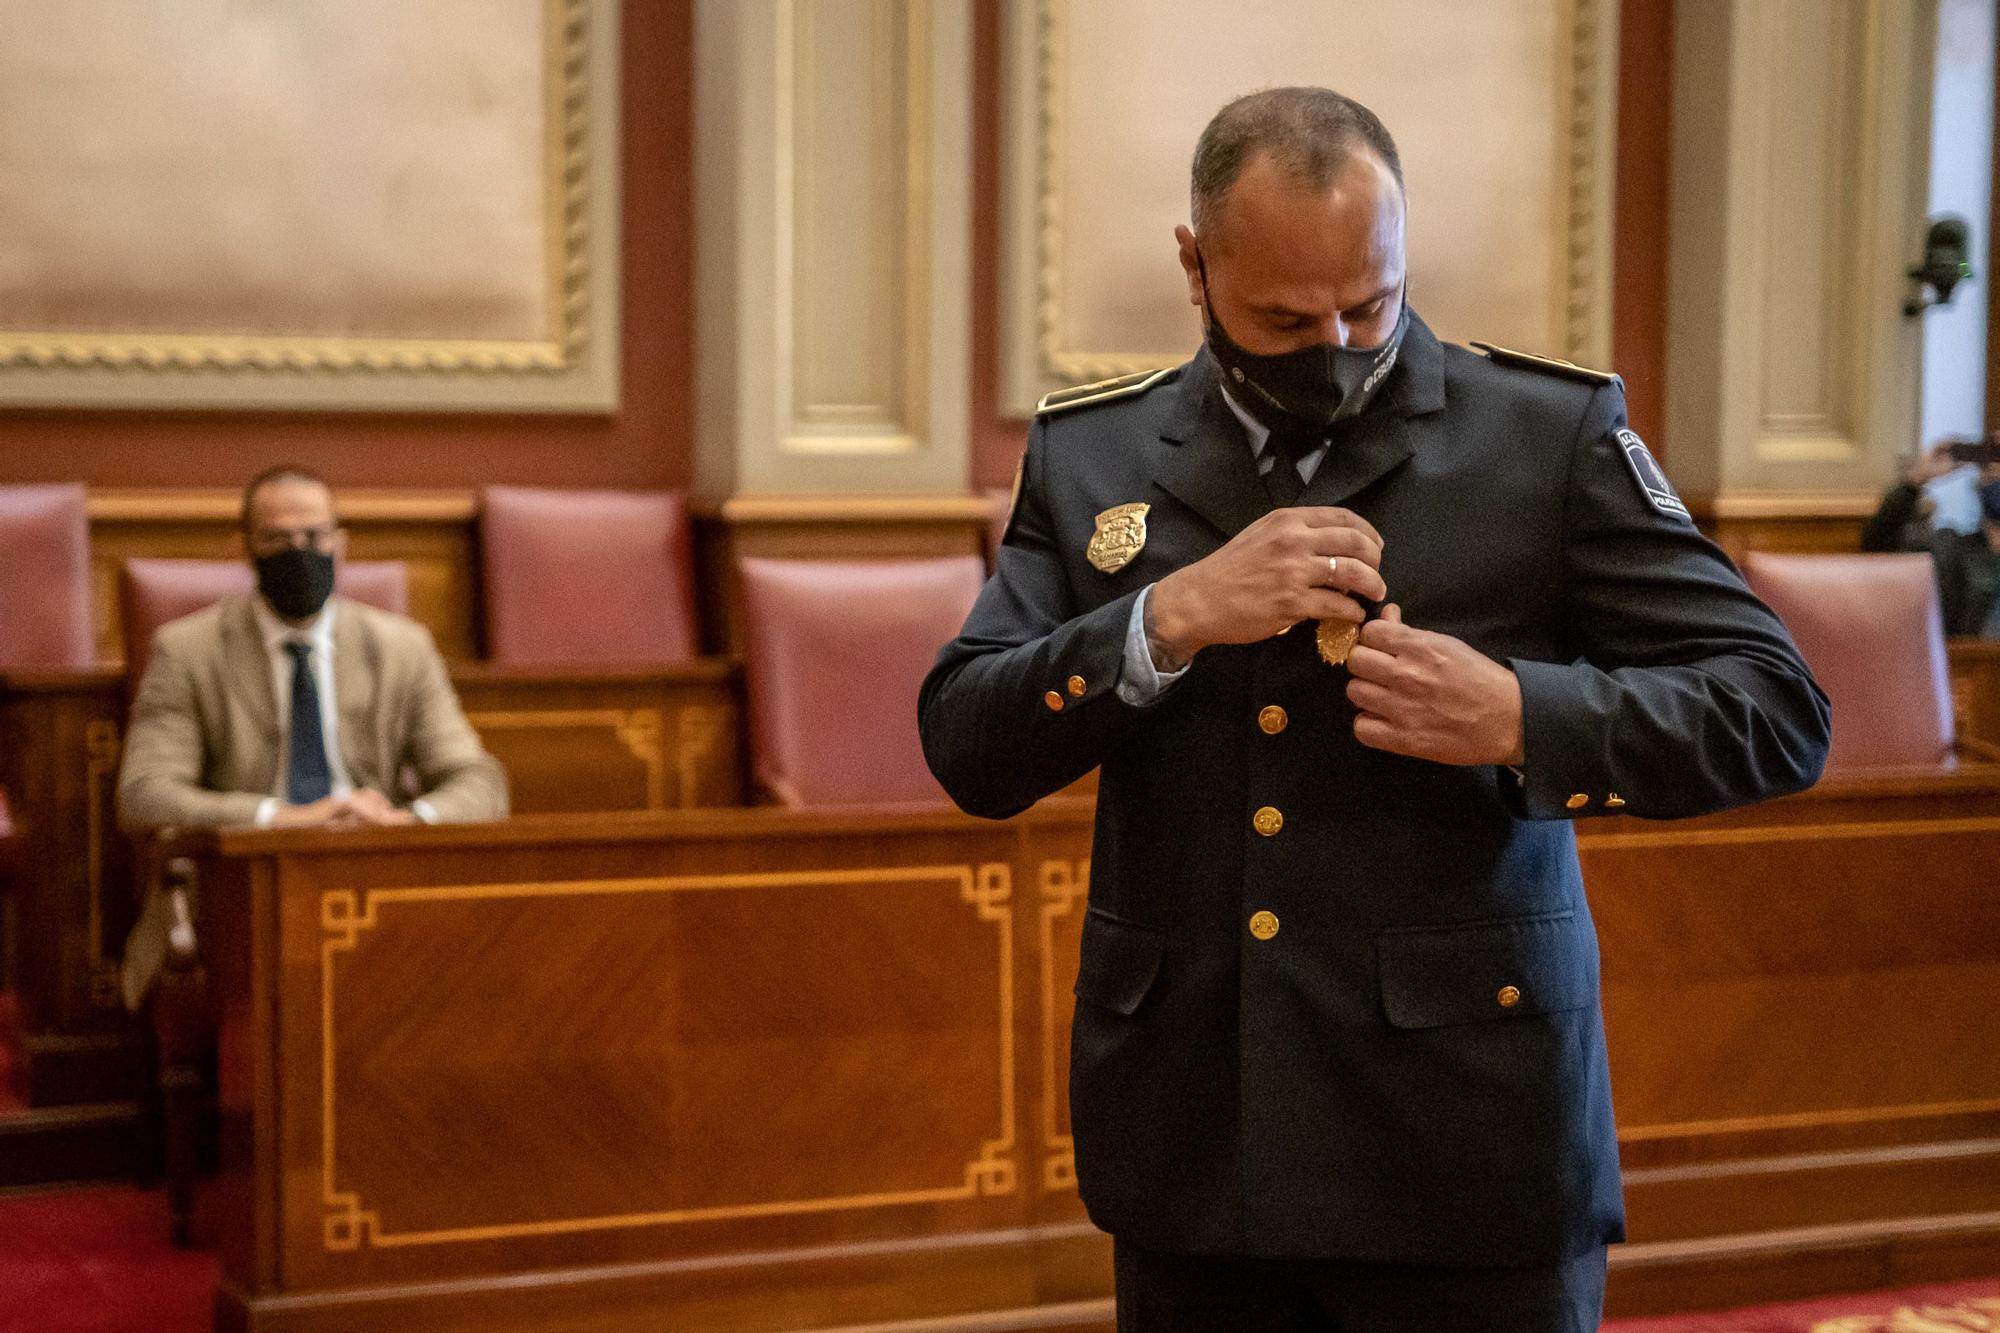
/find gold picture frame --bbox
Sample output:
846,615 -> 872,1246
0,0 -> 619,413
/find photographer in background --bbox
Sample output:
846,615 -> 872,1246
1861,437 -> 2000,638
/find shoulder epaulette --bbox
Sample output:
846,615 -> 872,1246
1469,341 -> 1621,387
1035,367 -> 1176,416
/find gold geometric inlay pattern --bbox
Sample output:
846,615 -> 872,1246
467,707 -> 671,809
1037,858 -> 1088,1193
319,862 -> 1017,1252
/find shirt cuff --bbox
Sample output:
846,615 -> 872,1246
410,799 -> 440,825
1116,584 -> 1191,706
253,797 -> 279,829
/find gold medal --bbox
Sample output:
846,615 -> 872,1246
1086,502 -> 1149,574
1316,617 -> 1360,666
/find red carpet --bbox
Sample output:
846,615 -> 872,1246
1606,1279 -> 2000,1331
0,1183 -> 1989,1333
0,1187 -> 215,1333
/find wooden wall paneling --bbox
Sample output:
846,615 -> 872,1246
451,661 -> 747,811
693,495 -> 993,654
176,772 -> 2000,1329
0,668 -> 140,1105
190,806 -> 1104,1331
87,491 -> 481,665
1951,639 -> 2000,747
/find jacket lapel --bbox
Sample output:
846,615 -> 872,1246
220,597 -> 280,744
1294,310 -> 1448,510
330,600 -> 379,789
1148,348 -> 1271,541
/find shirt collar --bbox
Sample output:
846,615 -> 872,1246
1219,386 -> 1274,457
253,594 -> 337,653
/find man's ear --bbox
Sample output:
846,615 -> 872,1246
333,527 -> 350,561
1174,224 -> 1204,310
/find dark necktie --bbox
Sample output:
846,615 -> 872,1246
1262,427 -> 1317,508
284,639 -> 333,804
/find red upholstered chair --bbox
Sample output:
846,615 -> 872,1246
0,484 -> 94,912
0,484 -> 94,670
738,556 -> 985,807
1742,551 -> 1971,773
119,558 -> 408,681
479,486 -> 700,665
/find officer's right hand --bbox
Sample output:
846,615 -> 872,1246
1146,507 -> 1387,663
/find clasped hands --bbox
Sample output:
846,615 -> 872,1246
269,788 -> 416,829
1144,507 -> 1525,766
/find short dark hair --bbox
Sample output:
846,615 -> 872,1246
240,465 -> 334,533
1190,87 -> 1403,241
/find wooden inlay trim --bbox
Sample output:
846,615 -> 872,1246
317,865 -> 1017,1252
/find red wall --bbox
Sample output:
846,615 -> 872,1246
0,1 -> 696,493
969,0 -> 1677,489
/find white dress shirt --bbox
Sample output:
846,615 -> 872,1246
1116,390 -> 1330,706
249,598 -> 437,826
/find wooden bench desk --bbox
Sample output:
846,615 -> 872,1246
0,659 -> 744,1115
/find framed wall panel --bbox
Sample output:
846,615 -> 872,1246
0,0 -> 619,413
999,0 -> 1618,415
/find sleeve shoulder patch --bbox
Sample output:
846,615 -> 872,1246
1470,341 -> 1622,387
1035,366 -> 1177,416
1615,428 -> 1691,522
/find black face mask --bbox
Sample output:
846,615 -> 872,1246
1197,250 -> 1408,436
255,547 -> 336,621
1982,479 -> 2000,527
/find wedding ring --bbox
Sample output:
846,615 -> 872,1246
1327,555 -> 1340,583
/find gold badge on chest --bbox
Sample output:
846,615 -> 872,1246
1087,502 -> 1150,574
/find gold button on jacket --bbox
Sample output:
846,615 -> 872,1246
1067,675 -> 1088,697
1565,793 -> 1589,810
1497,985 -> 1522,1008
1257,705 -> 1288,735
1252,806 -> 1283,836
1043,691 -> 1064,712
1248,910 -> 1280,940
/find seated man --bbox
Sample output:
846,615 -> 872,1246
118,465 -> 507,1004
1862,440 -> 2000,638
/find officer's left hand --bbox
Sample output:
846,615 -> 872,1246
1344,605 -> 1525,766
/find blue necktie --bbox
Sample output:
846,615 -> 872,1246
284,639 -> 333,804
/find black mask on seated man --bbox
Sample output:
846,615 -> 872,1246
255,547 -> 336,621
1197,249 -> 1408,437
1982,479 -> 2000,527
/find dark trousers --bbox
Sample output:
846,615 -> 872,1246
1113,1239 -> 1607,1333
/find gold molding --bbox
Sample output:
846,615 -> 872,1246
0,0 -> 612,400
318,863 -> 1016,1252
1036,857 -> 1088,1193
1024,0 -> 1615,385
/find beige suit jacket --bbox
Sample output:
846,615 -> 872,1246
118,595 -> 507,1004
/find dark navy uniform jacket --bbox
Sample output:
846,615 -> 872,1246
918,312 -> 1830,1267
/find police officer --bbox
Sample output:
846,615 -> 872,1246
920,88 -> 1829,1331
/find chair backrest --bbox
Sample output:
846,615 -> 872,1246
0,484 -> 95,669
479,486 -> 701,665
119,558 -> 409,681
738,555 -> 985,807
1742,551 -> 1954,772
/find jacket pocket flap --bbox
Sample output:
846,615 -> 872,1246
1376,911 -> 1593,1030
1073,908 -> 1165,1016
